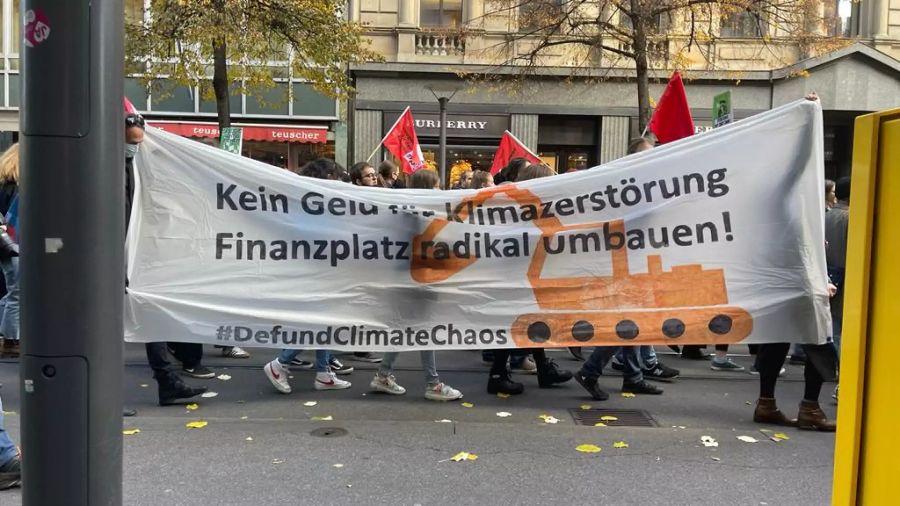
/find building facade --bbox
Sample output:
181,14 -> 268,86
349,0 -> 900,181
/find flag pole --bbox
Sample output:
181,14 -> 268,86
367,106 -> 411,163
503,130 -> 541,160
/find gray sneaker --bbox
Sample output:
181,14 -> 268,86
710,358 -> 745,371
370,373 -> 406,395
0,454 -> 21,490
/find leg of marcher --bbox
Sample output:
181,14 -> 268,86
711,344 -> 744,371
621,347 -> 663,394
574,347 -> 615,400
170,342 -> 209,377
487,349 -> 523,395
639,346 -> 680,381
147,342 -> 207,405
0,257 -> 19,357
0,394 -> 21,490
753,342 -> 794,426
314,349 -> 351,391
797,344 -> 837,431
535,347 -> 572,388
370,352 -> 406,395
423,350 -> 462,401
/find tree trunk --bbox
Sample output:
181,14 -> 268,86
631,0 -> 651,133
213,37 -> 231,131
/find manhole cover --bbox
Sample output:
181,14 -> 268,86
569,408 -> 658,427
310,427 -> 348,438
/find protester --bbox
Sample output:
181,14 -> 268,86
470,170 -> 494,189
379,160 -> 405,189
493,157 -> 529,185
752,283 -> 839,431
487,164 -> 572,395
453,170 -> 473,189
126,112 -> 208,406
0,145 -> 19,358
0,393 -> 19,490
368,168 -> 463,401
825,176 -> 849,357
264,159 -> 354,394
824,179 -> 837,209
350,162 -> 379,187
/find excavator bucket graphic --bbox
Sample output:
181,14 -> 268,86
411,185 -> 752,347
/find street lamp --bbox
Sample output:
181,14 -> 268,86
427,85 -> 460,188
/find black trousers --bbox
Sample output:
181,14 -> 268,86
757,342 -> 837,401
146,342 -> 203,378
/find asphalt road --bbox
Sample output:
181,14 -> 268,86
0,344 -> 836,506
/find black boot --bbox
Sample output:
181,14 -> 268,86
487,369 -> 524,395
157,372 -> 207,406
537,358 -> 573,388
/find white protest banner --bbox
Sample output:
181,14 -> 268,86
125,100 -> 831,351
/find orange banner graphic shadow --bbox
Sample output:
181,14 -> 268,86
411,186 -> 752,347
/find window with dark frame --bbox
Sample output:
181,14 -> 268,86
719,8 -> 766,38
420,0 -> 463,28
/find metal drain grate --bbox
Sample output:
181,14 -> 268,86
569,408 -> 658,427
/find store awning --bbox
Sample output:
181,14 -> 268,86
147,121 -> 327,143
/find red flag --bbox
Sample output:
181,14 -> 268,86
647,72 -> 695,144
382,107 -> 426,174
489,131 -> 542,175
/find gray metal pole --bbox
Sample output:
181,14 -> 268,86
20,1 -> 124,505
438,97 -> 448,188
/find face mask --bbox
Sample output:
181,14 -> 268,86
125,143 -> 140,159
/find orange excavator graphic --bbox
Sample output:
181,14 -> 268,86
411,185 -> 752,347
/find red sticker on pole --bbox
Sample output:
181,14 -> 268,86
24,9 -> 51,48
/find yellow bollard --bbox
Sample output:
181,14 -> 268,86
831,107 -> 900,505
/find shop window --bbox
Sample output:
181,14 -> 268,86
420,0 -> 462,28
150,80 -> 195,112
720,8 -> 765,37
125,77 -> 149,111
246,83 -> 290,116
198,81 -> 242,115
292,83 -> 337,118
10,0 -> 20,54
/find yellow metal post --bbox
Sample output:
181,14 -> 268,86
831,107 -> 900,505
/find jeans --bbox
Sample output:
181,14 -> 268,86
583,346 -> 643,383
0,257 -> 19,339
278,349 -> 330,373
0,394 -> 16,466
379,351 -> 440,385
832,313 -> 842,359
615,345 -> 656,368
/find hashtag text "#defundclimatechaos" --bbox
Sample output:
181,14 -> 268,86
215,324 -> 510,348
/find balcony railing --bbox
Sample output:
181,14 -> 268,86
415,31 -> 466,56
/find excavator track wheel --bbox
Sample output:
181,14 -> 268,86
662,318 -> 685,338
615,320 -> 639,340
708,315 -> 733,335
527,321 -> 551,343
571,320 -> 594,342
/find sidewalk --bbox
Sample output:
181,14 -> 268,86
0,344 -> 835,505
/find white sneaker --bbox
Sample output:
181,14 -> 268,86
315,371 -> 351,390
425,382 -> 463,401
511,356 -> 537,374
370,373 -> 406,395
224,346 -> 250,358
264,359 -> 291,394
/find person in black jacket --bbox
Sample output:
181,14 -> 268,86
125,113 -> 208,405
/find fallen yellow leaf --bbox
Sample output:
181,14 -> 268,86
621,392 -> 636,398
122,429 -> 141,436
773,432 -> 790,440
580,404 -> 592,410
461,402 -> 474,408
185,403 -> 199,411
450,451 -> 478,462
600,416 -> 618,421
496,393 -> 510,399
594,422 -> 607,427
538,414 -> 560,424
613,441 -> 629,448
576,444 -> 601,453
333,463 -> 344,468
311,416 -> 334,421
185,421 -> 208,429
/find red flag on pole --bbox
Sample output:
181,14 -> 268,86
647,72 -> 695,144
382,107 -> 427,174
489,130 -> 542,175
124,97 -> 138,115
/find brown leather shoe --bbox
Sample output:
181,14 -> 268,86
797,400 -> 836,431
0,338 -> 19,358
753,397 -> 797,426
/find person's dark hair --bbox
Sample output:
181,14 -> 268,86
125,113 -> 145,130
835,176 -> 851,202
349,162 -> 374,185
627,137 -> 653,154
516,164 -> 555,182
495,157 -> 530,185
470,170 -> 492,189
409,169 -> 440,190
378,160 -> 398,179
300,158 -> 344,180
